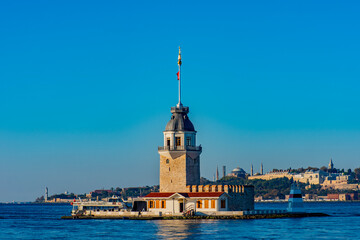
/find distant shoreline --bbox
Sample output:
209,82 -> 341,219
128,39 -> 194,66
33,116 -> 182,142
0,202 -> 71,205
256,200 -> 360,203
2,201 -> 360,205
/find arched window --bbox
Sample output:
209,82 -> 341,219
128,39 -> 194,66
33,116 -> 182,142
186,137 -> 191,146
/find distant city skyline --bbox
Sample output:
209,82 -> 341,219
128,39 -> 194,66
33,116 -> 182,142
1,1 -> 360,202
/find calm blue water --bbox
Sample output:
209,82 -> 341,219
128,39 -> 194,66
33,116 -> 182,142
1,202 -> 360,239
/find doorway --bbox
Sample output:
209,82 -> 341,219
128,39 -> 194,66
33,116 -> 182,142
179,202 -> 184,213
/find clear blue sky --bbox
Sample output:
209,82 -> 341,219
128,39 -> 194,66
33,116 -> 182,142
1,1 -> 359,202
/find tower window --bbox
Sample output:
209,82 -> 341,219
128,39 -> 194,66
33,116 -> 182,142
166,138 -> 170,146
166,159 -> 169,164
186,137 -> 191,146
175,137 -> 181,146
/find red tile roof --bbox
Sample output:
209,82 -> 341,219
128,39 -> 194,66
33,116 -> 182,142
144,192 -> 176,198
144,192 -> 226,198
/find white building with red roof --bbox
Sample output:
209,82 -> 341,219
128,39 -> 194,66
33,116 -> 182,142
144,192 -> 230,215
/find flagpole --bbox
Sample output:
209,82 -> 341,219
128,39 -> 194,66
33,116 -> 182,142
177,46 -> 182,108
178,62 -> 181,106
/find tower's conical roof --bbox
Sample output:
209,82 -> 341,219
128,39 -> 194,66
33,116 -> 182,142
165,106 -> 195,131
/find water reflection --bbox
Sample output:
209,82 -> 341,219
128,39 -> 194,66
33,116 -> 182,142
154,220 -> 203,239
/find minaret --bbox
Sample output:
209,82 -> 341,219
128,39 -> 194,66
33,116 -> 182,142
158,48 -> 202,192
216,166 -> 219,181
261,163 -> 264,175
222,166 -> 226,178
328,158 -> 334,170
45,187 -> 48,202
251,164 -> 254,176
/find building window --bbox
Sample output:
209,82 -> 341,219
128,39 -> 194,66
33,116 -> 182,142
220,199 -> 226,209
197,200 -> 202,208
211,200 -> 215,208
186,137 -> 191,146
204,200 -> 209,208
166,159 -> 169,164
155,200 -> 160,208
149,200 -> 154,208
161,200 -> 166,208
176,137 -> 181,146
167,138 -> 170,146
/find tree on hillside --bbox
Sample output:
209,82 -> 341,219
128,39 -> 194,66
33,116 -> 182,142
216,176 -> 246,185
354,168 -> 360,180
306,166 -> 319,171
320,166 -> 328,172
35,196 -> 44,203
200,177 -> 213,185
297,167 -> 305,173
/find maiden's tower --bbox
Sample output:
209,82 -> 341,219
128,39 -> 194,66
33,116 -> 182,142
158,48 -> 202,192
144,48 -> 254,215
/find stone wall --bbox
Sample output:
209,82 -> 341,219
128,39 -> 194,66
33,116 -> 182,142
186,184 -> 255,211
248,173 -> 293,181
160,155 -> 187,192
160,154 -> 200,192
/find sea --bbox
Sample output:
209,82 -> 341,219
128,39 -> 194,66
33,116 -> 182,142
1,202 -> 360,239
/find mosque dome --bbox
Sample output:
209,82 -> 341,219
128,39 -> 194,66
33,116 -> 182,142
231,167 -> 246,174
165,106 -> 195,132
228,167 -> 246,178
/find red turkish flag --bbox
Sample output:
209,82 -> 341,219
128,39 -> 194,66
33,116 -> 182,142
176,71 -> 180,80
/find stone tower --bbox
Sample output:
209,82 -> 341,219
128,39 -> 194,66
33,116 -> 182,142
158,105 -> 202,192
158,47 -> 202,192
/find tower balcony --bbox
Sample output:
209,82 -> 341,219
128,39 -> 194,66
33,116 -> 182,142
158,145 -> 202,151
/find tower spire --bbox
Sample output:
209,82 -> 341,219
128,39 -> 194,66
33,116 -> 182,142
177,47 -> 182,108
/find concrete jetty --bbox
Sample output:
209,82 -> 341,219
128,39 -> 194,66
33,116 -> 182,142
61,212 -> 328,220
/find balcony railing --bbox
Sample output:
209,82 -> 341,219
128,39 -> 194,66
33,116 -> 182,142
158,145 -> 202,151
